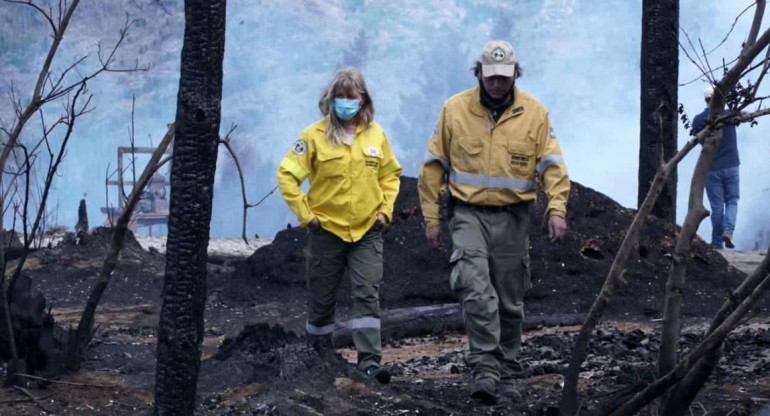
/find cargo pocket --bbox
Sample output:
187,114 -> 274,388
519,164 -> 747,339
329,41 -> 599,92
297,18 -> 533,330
361,146 -> 382,177
448,248 -> 464,293
521,254 -> 532,292
507,140 -> 536,178
316,147 -> 346,178
450,136 -> 482,174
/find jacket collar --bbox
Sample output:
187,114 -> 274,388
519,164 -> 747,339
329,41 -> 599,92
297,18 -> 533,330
469,86 -> 525,122
314,116 -> 366,134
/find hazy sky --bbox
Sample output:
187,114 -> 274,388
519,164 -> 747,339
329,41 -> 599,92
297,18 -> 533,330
0,0 -> 767,249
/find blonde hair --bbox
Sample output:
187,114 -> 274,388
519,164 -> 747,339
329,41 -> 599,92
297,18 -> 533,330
318,68 -> 374,145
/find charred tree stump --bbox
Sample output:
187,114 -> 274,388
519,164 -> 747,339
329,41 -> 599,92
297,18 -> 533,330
75,197 -> 88,245
638,0 -> 679,222
153,0 -> 226,415
0,276 -> 64,380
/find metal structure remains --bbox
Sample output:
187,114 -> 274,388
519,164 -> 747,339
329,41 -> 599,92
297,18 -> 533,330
100,145 -> 172,236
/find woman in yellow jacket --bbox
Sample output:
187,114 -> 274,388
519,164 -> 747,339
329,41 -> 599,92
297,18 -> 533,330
277,68 -> 402,384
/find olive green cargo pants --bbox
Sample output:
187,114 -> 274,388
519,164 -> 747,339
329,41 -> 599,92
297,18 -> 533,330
450,203 -> 531,382
305,225 -> 383,369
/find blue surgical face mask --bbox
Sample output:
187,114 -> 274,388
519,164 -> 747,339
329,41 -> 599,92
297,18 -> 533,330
333,98 -> 361,121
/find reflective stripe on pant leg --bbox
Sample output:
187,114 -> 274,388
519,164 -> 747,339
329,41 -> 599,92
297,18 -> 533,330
450,206 -> 500,381
347,227 -> 384,369
488,203 -> 530,379
306,227 -> 347,333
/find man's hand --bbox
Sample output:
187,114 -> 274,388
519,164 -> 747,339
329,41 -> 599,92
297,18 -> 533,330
308,217 -> 320,230
426,224 -> 444,248
377,213 -> 388,226
548,215 -> 567,242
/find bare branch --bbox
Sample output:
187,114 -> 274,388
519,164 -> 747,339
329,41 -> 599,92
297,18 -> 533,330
8,81 -> 88,296
217,124 -> 253,244
0,0 -> 83,179
561,102 -> 770,414
10,385 -> 52,413
743,0 -> 766,52
681,28 -> 711,82
705,2 -> 755,56
610,250 -> 770,416
15,373 -> 117,388
248,186 -> 278,209
2,0 -> 57,34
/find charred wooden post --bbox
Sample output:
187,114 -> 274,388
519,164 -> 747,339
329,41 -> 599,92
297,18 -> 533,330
153,0 -> 226,414
638,0 -> 679,222
75,197 -> 88,245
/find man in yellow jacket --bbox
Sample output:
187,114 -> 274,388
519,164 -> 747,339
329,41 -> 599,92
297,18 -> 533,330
418,40 -> 569,404
278,69 -> 401,384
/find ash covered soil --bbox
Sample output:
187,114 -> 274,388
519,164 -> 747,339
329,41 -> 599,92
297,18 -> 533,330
2,177 -> 769,416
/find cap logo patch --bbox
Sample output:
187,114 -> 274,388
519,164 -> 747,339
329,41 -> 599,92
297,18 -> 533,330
491,47 -> 506,62
292,139 -> 307,155
367,146 -> 379,157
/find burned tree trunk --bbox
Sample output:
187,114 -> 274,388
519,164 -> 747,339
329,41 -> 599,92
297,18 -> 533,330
75,197 -> 88,245
638,0 -> 679,222
153,1 -> 226,415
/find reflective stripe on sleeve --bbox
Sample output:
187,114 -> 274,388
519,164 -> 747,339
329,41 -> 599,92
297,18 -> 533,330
535,155 -> 565,176
306,321 -> 336,335
379,159 -> 402,179
349,317 -> 381,330
280,158 -> 309,181
449,170 -> 536,191
422,151 -> 450,171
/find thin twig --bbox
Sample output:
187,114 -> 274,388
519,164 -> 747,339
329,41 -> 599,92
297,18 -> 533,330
249,185 -> 278,209
15,373 -> 117,388
11,385 -> 52,413
218,124 -> 253,244
706,2 -> 755,56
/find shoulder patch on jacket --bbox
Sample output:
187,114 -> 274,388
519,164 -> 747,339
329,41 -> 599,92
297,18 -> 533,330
292,139 -> 307,155
550,127 -> 556,138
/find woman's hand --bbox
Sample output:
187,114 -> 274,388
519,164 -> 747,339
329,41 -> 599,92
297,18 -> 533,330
377,213 -> 388,226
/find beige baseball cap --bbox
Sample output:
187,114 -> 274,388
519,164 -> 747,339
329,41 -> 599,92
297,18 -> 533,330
480,40 -> 516,77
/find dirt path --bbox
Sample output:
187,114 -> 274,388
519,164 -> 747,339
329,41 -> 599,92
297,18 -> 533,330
719,249 -> 767,275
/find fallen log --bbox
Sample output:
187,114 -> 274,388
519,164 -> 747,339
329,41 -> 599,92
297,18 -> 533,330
332,303 -> 584,346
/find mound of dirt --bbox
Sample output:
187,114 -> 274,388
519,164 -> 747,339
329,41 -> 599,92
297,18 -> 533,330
24,227 -> 165,307
240,177 -> 761,319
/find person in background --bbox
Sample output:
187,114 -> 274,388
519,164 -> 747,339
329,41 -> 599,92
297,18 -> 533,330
417,40 -> 569,404
277,68 -> 402,384
692,84 -> 741,249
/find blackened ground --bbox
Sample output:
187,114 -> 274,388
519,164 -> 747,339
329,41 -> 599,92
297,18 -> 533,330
241,176 -> 759,318
3,178 -> 768,416
195,320 -> 770,416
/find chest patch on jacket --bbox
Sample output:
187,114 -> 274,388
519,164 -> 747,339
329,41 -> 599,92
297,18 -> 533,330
365,160 -> 379,169
510,153 -> 529,167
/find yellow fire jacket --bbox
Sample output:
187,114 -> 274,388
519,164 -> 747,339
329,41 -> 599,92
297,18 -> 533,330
278,117 -> 402,243
418,86 -> 569,227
